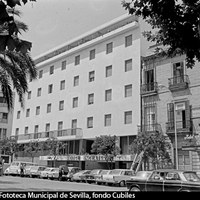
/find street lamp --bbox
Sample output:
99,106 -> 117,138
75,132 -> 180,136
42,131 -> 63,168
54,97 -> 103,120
173,102 -> 179,170
158,84 -> 179,170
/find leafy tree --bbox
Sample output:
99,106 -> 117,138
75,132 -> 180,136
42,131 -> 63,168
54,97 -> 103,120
43,137 -> 67,167
24,140 -> 41,162
0,0 -> 37,110
0,137 -> 18,161
122,0 -> 200,68
91,135 -> 120,169
129,132 -> 172,170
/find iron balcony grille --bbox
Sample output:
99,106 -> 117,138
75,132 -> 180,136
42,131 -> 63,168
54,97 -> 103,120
138,123 -> 162,133
141,82 -> 158,95
168,75 -> 189,90
166,120 -> 192,133
11,128 -> 83,141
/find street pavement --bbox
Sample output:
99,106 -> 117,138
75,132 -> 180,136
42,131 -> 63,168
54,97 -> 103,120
0,175 -> 128,192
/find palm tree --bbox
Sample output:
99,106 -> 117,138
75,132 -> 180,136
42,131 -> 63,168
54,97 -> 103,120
0,2 -> 37,110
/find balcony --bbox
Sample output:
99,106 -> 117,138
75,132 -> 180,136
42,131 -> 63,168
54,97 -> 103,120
11,128 -> 83,143
138,123 -> 162,134
141,82 -> 158,96
168,75 -> 189,92
166,120 -> 192,135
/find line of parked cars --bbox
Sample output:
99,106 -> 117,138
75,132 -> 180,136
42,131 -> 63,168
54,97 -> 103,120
4,162 -> 140,187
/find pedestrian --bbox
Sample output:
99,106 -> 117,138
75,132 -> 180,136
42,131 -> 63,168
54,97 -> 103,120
0,157 -> 3,176
20,163 -> 24,177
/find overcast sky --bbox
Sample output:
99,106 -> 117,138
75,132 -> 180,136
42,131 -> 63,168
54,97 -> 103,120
18,0 -> 127,58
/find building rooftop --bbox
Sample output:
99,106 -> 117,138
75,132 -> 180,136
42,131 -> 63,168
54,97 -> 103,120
34,14 -> 138,65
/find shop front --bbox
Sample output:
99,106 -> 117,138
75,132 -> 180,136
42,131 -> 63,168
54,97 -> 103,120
39,154 -> 135,170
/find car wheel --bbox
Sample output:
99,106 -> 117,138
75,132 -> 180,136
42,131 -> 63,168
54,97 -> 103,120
130,187 -> 140,192
119,181 -> 125,187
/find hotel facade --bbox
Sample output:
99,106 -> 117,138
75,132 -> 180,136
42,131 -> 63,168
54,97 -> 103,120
11,15 -> 150,169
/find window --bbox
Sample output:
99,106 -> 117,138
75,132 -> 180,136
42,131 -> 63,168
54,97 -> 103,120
0,112 -> 8,123
24,127 -> 28,134
87,117 -> 93,128
58,121 -> 63,136
124,111 -> 132,124
125,59 -> 132,72
88,93 -> 94,105
37,88 -> 42,97
60,80 -> 65,90
48,84 -> 53,93
178,150 -> 190,169
106,42 -> 113,54
45,123 -> 50,137
105,65 -> 112,77
47,103 -> 51,113
27,91 -> 31,99
144,68 -> 155,92
105,89 -> 112,102
17,111 -> 20,119
75,55 -> 80,65
34,125 -> 39,133
61,60 -> 66,70
89,71 -> 95,82
49,65 -> 54,75
15,128 -> 19,136
36,106 -> 40,115
89,49 -> 95,60
39,70 -> 43,79
105,114 -> 111,127
72,97 -> 78,108
72,119 -> 77,135
125,84 -> 132,97
125,34 -> 132,47
74,76 -> 79,86
144,105 -> 156,131
0,128 -> 7,140
172,61 -> 184,84
167,101 -> 190,130
59,100 -> 64,111
26,109 -> 30,117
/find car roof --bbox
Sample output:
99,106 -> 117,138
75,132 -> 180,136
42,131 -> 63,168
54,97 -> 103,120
153,169 -> 195,173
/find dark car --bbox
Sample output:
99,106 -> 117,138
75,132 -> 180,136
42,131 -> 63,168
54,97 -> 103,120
126,169 -> 200,192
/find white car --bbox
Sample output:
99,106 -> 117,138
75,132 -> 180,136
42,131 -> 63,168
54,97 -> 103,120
103,169 -> 135,187
40,167 -> 55,179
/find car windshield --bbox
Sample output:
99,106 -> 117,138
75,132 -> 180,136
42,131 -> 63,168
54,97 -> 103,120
136,171 -> 152,178
109,170 -> 122,175
91,170 -> 99,174
183,172 -> 200,182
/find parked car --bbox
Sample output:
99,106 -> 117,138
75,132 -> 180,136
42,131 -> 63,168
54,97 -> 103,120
40,167 -> 55,179
79,170 -> 93,182
71,170 -> 91,182
85,169 -> 103,184
95,170 -> 111,185
61,167 -> 81,181
47,168 -> 59,180
29,166 -> 47,178
126,169 -> 200,192
103,169 -> 135,187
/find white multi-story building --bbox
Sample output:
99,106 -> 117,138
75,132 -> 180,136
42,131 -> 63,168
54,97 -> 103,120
11,14 -> 150,169
0,92 -> 13,141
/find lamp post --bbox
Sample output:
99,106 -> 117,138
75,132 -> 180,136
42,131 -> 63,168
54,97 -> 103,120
173,102 -> 179,170
158,84 -> 179,170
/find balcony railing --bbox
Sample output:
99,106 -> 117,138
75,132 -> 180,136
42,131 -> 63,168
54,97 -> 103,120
140,82 -> 158,96
0,118 -> 8,123
138,123 -> 162,134
168,75 -> 189,91
166,120 -> 192,134
11,128 -> 83,142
